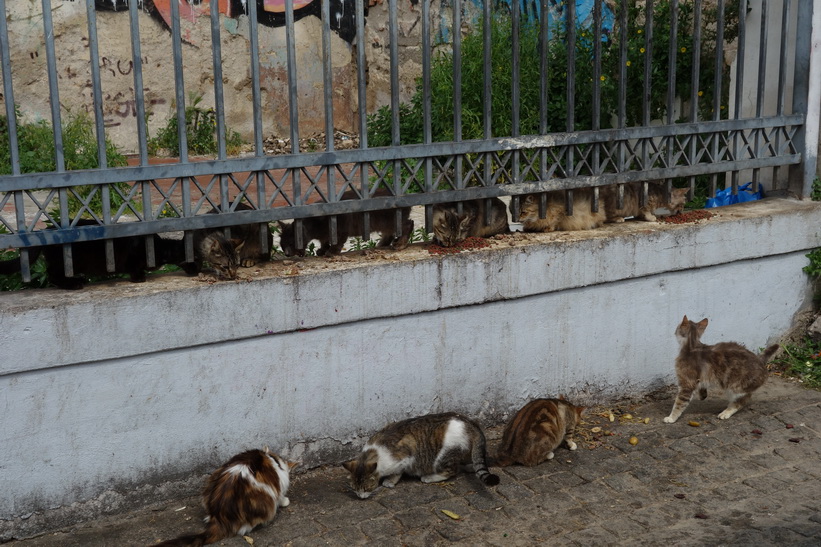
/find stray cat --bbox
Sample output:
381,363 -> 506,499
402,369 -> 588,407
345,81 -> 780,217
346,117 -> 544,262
495,397 -> 585,467
602,181 -> 688,223
432,197 -> 509,246
342,412 -> 500,499
181,202 -> 273,279
515,188 -> 606,232
0,221 -> 183,290
663,316 -> 780,423
155,447 -> 297,547
278,190 -> 413,256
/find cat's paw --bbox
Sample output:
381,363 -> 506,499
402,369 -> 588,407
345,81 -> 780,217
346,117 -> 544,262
240,258 -> 257,267
280,497 -> 290,507
717,409 -> 735,420
567,441 -> 577,451
546,452 -> 555,460
663,416 -> 677,424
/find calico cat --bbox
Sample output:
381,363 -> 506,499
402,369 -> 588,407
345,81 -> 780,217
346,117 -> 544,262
602,181 -> 688,223
515,188 -> 606,232
432,197 -> 509,247
663,316 -> 780,423
0,221 -> 183,290
156,447 -> 297,547
342,412 -> 500,499
181,202 -> 273,279
278,190 -> 413,257
495,397 -> 585,467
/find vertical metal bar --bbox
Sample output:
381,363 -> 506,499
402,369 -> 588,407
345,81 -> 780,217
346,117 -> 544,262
246,0 -> 267,253
423,0 -> 433,232
355,0 -> 371,233
592,0 -> 602,209
664,0 -> 678,199
285,0 -> 303,248
510,0 -> 520,195
0,0 -> 34,281
710,0 -> 724,197
210,0 -> 228,161
565,0 -> 576,215
538,0 -> 548,184
453,0 -> 463,195
641,0 -> 654,180
773,0 -> 791,188
752,0 -> 768,188
617,0 -> 627,208
731,0 -> 747,196
687,0 -> 702,198
321,0 -> 340,242
789,0 -> 820,197
84,0 -> 116,272
128,0 -> 154,266
388,0 -> 401,235
41,0 -> 74,277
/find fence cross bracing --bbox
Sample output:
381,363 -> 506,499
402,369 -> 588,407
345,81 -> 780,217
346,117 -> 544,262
0,0 -> 816,283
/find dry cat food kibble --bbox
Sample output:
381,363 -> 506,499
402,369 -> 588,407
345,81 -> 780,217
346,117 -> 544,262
661,210 -> 714,224
428,237 -> 492,255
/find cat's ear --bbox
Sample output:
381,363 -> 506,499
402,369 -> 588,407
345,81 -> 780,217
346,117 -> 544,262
696,318 -> 709,333
263,445 -> 270,454
575,406 -> 586,417
287,460 -> 299,471
231,239 -> 245,253
342,459 -> 358,474
682,315 -> 689,324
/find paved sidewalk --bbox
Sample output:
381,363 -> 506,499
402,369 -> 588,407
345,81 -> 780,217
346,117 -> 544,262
9,377 -> 821,546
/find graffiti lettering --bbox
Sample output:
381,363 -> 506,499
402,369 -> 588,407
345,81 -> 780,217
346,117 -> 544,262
100,56 -> 149,78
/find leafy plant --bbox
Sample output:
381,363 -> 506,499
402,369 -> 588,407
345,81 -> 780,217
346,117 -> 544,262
811,176 -> 821,202
148,92 -> 244,157
774,337 -> 821,389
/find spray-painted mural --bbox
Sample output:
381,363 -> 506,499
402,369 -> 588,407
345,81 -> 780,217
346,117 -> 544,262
94,0 -> 360,43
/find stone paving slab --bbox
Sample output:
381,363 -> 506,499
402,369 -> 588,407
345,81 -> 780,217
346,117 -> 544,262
6,377 -> 821,546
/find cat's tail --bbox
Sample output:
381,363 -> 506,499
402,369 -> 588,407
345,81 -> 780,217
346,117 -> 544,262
471,432 -> 501,487
152,520 -> 228,547
760,344 -> 780,363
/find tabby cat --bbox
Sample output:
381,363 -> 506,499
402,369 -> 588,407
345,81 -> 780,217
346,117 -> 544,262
155,447 -> 297,547
432,197 -> 509,247
342,412 -> 500,499
663,316 -> 780,423
515,188 -> 606,232
495,397 -> 585,467
0,221 -> 183,290
602,181 -> 688,223
181,202 -> 273,279
278,190 -> 413,256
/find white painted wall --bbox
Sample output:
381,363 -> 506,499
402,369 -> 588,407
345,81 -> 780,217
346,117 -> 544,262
0,198 -> 820,538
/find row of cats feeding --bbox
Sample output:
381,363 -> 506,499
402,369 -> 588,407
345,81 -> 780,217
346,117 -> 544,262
0,181 -> 688,290
154,405 -> 582,546
154,315 -> 776,545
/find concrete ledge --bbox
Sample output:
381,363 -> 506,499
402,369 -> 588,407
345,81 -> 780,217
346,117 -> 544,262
2,198 -> 819,375
0,197 -> 819,532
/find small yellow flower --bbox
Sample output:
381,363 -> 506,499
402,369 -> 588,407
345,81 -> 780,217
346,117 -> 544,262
720,105 -> 725,110
640,47 -> 646,54
698,90 -> 704,97
600,75 -> 606,81
626,61 -> 632,67
637,29 -> 643,34
681,47 -> 687,53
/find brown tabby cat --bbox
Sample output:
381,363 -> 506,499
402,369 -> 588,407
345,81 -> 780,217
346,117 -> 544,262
663,316 -> 780,423
277,190 -> 413,256
602,181 -> 688,223
495,397 -> 585,467
515,188 -> 606,232
182,202 -> 273,279
342,412 -> 500,499
432,197 -> 509,246
155,447 -> 297,547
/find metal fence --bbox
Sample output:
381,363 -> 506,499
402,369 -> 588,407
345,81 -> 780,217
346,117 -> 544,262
0,0 -> 815,282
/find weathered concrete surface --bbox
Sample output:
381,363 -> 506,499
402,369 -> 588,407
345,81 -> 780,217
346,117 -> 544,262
5,376 -> 821,546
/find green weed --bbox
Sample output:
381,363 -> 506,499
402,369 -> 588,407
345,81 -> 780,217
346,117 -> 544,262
774,338 -> 821,389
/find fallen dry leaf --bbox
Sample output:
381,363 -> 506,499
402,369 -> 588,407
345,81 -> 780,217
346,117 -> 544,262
441,509 -> 461,520
674,493 -> 686,499
688,421 -> 701,427
694,513 -> 709,519
788,437 -> 802,443
591,427 -> 602,433
751,429 -> 763,435
243,535 -> 254,544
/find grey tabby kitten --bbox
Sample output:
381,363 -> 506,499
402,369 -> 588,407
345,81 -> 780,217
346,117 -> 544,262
515,188 -> 606,232
342,412 -> 500,499
182,202 -> 272,279
432,198 -> 509,247
664,315 -> 780,423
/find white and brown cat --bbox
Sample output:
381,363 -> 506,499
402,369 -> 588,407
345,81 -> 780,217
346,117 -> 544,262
602,181 -> 688,223
342,412 -> 500,499
155,447 -> 297,546
663,315 -> 780,423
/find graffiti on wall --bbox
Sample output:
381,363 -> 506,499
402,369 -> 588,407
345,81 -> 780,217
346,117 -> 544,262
93,0 -> 360,44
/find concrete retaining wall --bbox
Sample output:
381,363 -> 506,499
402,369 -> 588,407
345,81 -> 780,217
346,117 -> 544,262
1,198 -> 819,538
